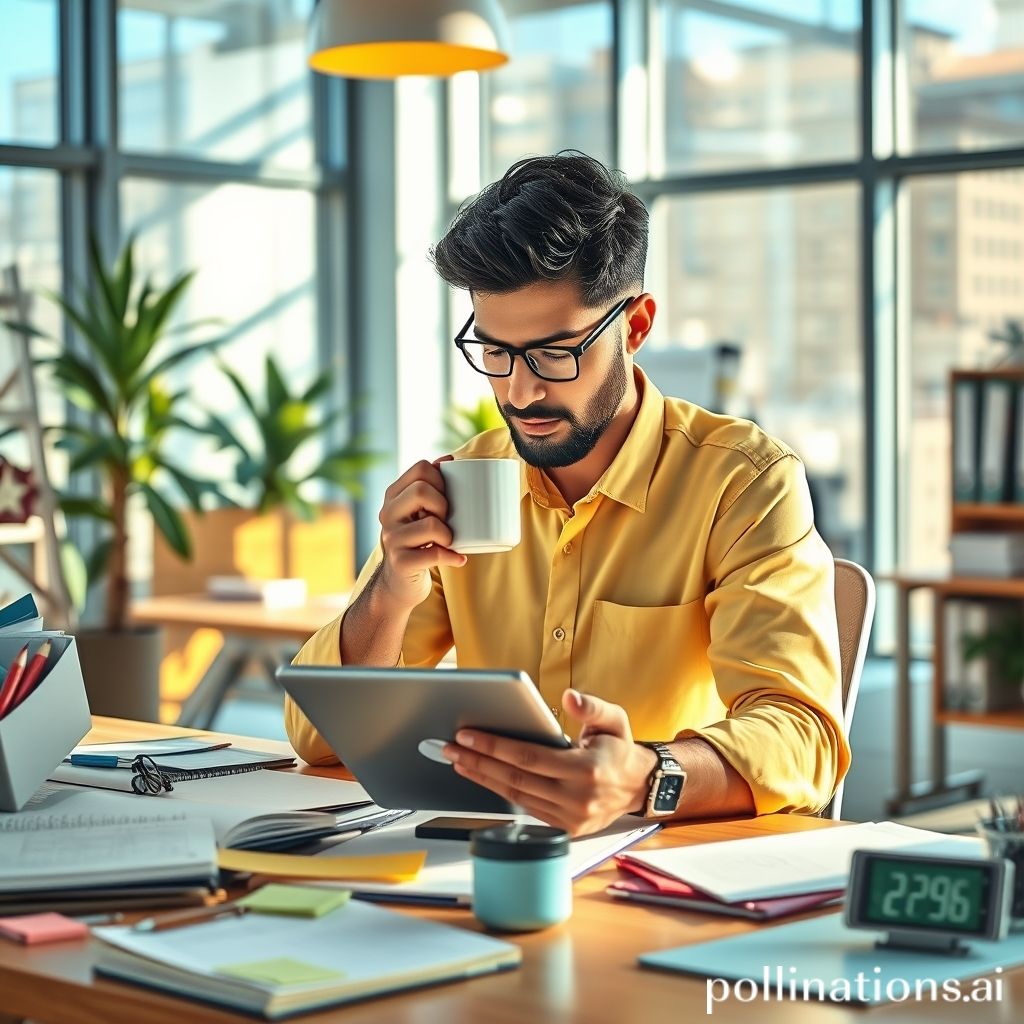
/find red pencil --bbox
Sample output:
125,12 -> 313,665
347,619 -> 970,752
0,644 -> 29,718
7,639 -> 52,712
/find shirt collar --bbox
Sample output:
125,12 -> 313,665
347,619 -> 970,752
520,366 -> 665,513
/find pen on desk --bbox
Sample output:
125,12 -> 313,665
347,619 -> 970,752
73,912 -> 125,926
134,903 -> 249,933
68,754 -> 134,768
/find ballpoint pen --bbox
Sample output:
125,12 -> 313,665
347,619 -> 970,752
134,903 -> 249,933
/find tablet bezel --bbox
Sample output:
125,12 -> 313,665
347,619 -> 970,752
277,665 -> 571,813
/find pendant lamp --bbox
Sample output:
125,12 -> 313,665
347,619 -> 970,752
309,0 -> 510,79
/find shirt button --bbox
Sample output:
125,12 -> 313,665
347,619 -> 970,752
562,542 -> 572,555
552,627 -> 566,641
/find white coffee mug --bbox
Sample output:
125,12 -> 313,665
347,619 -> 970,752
439,458 -> 521,554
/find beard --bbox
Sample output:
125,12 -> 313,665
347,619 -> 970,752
499,345 -> 629,469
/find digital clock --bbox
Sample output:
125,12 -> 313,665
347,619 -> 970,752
845,849 -> 1015,955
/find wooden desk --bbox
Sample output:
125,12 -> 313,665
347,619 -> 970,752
131,595 -> 347,729
2,718 -> 1020,1024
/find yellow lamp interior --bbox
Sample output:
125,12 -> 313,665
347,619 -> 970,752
309,41 -> 508,78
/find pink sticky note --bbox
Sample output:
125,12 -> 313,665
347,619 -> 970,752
0,913 -> 90,945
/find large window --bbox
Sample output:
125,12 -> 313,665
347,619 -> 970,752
482,0 -> 614,178
905,0 -> 1024,155
0,0 -> 59,146
905,169 -> 1024,575
0,0 -> 346,604
118,0 -> 316,168
648,184 -> 864,560
650,0 -> 861,174
448,0 -> 1024,657
121,179 -> 318,410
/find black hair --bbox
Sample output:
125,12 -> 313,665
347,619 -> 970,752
430,150 -> 648,307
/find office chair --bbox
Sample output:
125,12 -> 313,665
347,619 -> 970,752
820,558 -> 876,821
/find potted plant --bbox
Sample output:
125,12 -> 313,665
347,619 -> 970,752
5,237 -> 228,720
152,354 -> 379,598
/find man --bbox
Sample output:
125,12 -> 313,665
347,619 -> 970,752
286,152 -> 850,836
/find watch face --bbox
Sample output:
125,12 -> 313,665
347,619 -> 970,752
653,774 -> 683,813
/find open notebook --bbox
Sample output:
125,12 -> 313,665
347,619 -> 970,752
15,779 -> 399,851
94,900 -> 521,1019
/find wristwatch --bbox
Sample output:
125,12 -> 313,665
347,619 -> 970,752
639,742 -> 686,817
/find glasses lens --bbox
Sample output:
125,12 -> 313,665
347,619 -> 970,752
527,348 -> 579,381
461,341 -> 512,376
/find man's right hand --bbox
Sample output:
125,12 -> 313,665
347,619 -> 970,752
376,457 -> 467,610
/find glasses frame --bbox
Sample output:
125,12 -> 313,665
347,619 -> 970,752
454,295 -> 635,383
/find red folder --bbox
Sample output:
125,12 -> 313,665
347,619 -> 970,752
609,856 -> 844,921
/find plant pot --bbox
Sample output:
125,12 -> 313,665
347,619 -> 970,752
75,626 -> 163,722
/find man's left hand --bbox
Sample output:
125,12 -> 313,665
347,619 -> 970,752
443,688 -> 658,837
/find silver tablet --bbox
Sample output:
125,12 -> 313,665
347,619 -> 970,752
276,666 -> 571,813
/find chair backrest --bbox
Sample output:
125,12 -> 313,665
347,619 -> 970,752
821,558 -> 876,821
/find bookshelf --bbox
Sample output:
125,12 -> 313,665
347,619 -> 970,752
888,367 -> 1024,815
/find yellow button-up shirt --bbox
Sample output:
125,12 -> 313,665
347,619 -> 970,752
285,369 -> 850,815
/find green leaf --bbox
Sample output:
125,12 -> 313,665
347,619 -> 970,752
155,458 -> 219,514
129,336 -> 227,404
141,483 -> 191,560
2,319 -> 53,341
201,411 -> 246,453
112,234 -> 136,322
265,355 -> 290,410
273,477 -> 317,521
58,496 -> 114,522
59,541 -> 88,613
41,351 -> 117,423
218,361 -> 260,421
84,537 -> 114,590
301,370 -> 333,405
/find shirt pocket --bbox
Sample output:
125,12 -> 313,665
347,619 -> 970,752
583,598 -> 717,742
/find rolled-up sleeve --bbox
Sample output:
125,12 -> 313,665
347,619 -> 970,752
283,545 -> 454,765
678,453 -> 851,815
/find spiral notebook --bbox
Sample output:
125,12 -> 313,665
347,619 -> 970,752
51,737 -> 297,791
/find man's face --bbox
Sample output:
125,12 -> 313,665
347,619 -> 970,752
470,281 -> 631,469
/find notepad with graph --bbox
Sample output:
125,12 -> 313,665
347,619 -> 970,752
94,899 -> 521,1019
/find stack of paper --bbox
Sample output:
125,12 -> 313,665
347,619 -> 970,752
94,900 -> 521,1018
0,806 -> 220,914
617,821 -> 984,903
310,810 -> 660,906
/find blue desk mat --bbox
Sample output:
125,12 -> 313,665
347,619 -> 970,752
640,912 -> 1024,1006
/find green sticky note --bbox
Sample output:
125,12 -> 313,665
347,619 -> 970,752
238,884 -> 352,918
217,958 -> 345,986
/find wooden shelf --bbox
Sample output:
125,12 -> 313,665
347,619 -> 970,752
937,708 -> 1024,729
952,502 -> 1024,529
933,576 -> 1024,598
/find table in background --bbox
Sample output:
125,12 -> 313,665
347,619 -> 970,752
131,595 -> 347,729
1,717 -> 1020,1024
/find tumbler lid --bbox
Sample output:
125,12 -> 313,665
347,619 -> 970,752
470,824 -> 570,861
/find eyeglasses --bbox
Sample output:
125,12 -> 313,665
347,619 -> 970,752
454,296 -> 634,383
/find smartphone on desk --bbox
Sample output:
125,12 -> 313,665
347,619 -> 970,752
414,816 -> 513,841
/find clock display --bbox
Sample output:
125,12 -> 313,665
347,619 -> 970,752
863,859 -> 987,933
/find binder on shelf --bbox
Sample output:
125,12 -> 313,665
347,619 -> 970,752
942,598 -> 965,712
1016,382 -> 1024,503
952,377 -> 980,502
979,377 -> 1015,503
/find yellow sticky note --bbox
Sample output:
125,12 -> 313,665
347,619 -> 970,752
217,848 -> 426,883
217,957 -> 344,986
